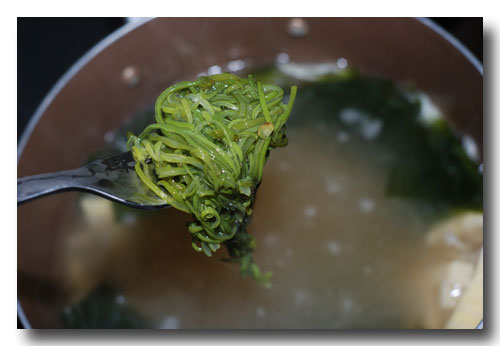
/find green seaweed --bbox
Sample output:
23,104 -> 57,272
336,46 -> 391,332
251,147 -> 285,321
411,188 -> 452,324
127,73 -> 297,286
61,284 -> 149,328
283,70 -> 482,215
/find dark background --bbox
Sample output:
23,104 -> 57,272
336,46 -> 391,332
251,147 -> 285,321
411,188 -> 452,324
17,17 -> 483,328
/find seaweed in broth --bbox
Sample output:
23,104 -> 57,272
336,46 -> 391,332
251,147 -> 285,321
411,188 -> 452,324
60,66 -> 482,329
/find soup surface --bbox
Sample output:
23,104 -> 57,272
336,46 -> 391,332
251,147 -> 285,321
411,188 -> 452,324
58,66 -> 483,329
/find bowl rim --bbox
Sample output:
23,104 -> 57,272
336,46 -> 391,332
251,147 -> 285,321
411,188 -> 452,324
17,17 -> 483,330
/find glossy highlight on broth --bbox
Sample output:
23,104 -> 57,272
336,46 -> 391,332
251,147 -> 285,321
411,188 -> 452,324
60,65 -> 483,329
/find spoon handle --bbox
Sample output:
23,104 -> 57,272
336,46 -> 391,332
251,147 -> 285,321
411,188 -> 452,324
17,151 -> 167,209
17,168 -> 89,204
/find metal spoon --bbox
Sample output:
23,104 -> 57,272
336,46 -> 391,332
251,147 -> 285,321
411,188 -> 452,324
17,151 -> 168,209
